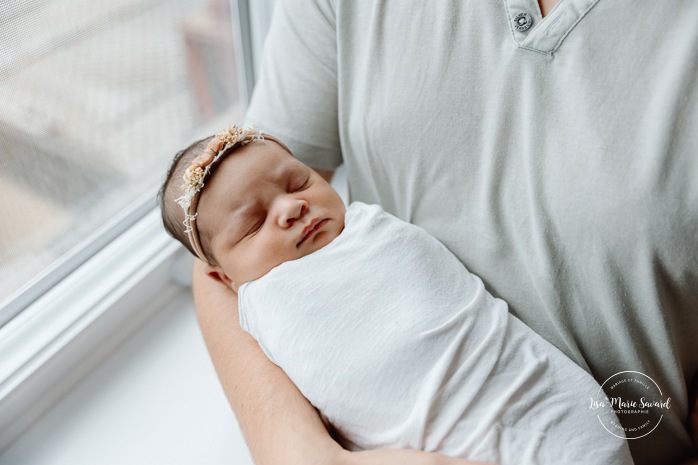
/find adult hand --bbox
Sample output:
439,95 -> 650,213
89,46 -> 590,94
341,449 -> 494,465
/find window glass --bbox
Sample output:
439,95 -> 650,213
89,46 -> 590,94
0,0 -> 244,318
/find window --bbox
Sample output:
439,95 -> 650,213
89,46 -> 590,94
0,0 -> 247,325
0,0 -> 268,452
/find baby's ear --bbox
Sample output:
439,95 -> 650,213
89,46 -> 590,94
205,265 -> 235,291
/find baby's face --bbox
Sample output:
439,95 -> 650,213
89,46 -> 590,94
198,140 -> 345,291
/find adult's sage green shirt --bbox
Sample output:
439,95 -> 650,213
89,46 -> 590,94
246,0 -> 698,463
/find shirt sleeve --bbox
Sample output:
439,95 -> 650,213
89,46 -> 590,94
244,0 -> 342,171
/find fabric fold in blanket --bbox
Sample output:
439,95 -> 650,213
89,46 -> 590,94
238,202 -> 633,465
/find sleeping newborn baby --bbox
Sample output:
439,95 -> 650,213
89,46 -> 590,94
160,125 -> 632,465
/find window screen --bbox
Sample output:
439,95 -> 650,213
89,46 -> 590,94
0,0 -> 244,320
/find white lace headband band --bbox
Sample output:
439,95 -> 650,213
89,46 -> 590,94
175,124 -> 290,262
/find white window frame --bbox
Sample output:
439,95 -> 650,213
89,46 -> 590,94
0,196 -> 155,328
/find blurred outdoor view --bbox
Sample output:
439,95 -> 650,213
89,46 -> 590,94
0,0 -> 244,309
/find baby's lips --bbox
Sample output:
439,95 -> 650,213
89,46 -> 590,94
297,218 -> 325,246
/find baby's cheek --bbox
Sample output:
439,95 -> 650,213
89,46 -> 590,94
248,245 -> 292,281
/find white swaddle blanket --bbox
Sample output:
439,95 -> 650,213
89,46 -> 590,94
238,202 -> 632,464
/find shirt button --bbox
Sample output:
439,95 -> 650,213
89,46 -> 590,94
513,12 -> 533,31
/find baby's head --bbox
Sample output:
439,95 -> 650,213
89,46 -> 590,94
160,125 -> 345,292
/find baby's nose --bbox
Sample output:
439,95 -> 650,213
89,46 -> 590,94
278,199 -> 308,227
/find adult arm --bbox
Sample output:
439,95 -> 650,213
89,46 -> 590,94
193,258 -> 338,465
193,259 -> 493,465
244,0 -> 343,172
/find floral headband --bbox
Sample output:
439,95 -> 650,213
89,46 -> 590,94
175,123 -> 288,262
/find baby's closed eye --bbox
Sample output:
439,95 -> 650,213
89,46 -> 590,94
288,173 -> 310,192
246,217 -> 265,237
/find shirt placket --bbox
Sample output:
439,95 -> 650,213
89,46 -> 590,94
503,0 -> 601,55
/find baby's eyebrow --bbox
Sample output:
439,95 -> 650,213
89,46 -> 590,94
272,166 -> 293,183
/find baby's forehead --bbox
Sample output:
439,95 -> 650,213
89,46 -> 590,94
230,143 -> 302,179
206,143 -> 301,200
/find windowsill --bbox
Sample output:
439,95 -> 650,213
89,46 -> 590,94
0,208 -> 185,453
0,291 -> 253,465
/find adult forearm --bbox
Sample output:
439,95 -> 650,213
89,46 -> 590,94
343,450 -> 493,465
192,259 -> 342,465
